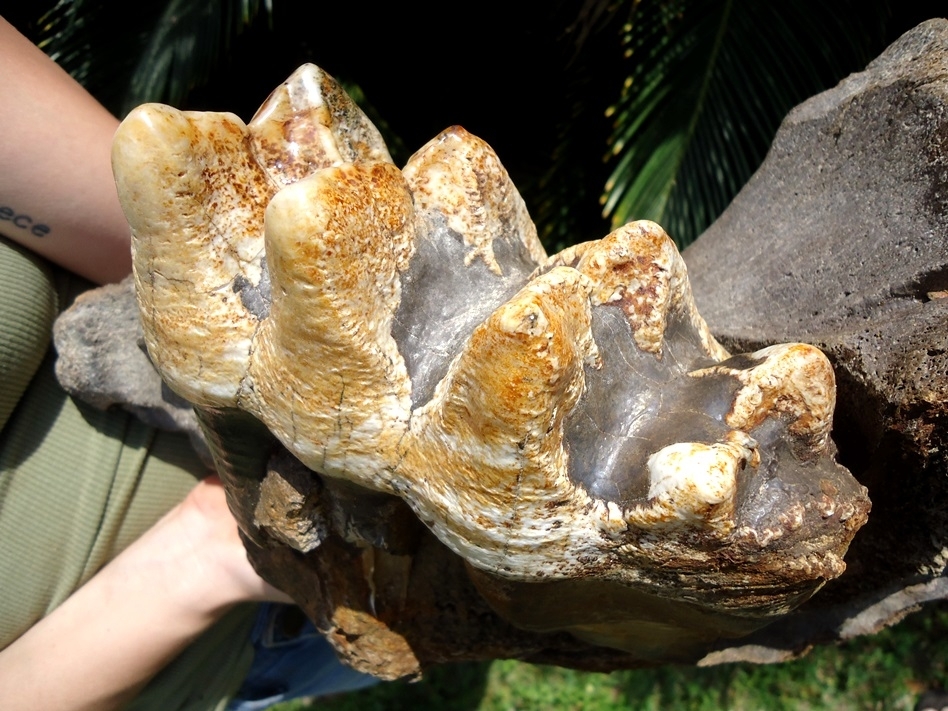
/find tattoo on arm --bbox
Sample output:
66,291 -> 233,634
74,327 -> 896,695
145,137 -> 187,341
0,204 -> 50,237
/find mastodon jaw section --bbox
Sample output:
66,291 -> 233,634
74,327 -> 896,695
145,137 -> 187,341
113,64 -> 867,595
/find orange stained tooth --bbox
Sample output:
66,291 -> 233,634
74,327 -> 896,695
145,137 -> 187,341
111,64 -> 870,634
405,267 -> 595,507
247,162 -> 415,490
395,267 -> 602,575
113,104 -> 275,407
248,64 -> 393,187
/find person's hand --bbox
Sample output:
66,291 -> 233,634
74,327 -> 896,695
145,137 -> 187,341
0,475 -> 292,711
173,475 -> 293,605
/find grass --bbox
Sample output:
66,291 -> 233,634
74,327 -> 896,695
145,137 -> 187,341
272,601 -> 948,710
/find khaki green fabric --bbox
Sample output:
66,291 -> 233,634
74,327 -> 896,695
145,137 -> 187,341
0,238 -> 57,433
0,237 -> 256,708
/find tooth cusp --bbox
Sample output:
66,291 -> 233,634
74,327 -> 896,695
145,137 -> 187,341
690,343 -> 837,455
403,126 -> 546,275
248,63 -> 393,186
638,441 -> 745,532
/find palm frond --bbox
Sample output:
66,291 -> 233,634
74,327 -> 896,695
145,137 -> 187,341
602,0 -> 891,247
35,0 -> 271,116
36,0 -> 147,113
530,1 -> 633,252
125,0 -> 270,115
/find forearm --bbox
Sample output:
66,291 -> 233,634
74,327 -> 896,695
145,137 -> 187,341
0,479 -> 284,711
0,17 -> 131,284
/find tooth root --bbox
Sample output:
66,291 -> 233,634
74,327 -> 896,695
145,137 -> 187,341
112,105 -> 275,406
574,220 -> 728,360
248,162 -> 414,490
691,343 -> 837,453
402,267 -> 595,570
248,64 -> 392,187
402,126 -> 547,275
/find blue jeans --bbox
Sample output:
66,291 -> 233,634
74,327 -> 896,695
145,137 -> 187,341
226,603 -> 380,711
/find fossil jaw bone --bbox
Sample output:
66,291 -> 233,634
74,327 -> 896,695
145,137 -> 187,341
112,64 -> 869,652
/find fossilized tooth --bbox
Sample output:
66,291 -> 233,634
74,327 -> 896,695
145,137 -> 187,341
112,64 -> 870,658
398,266 -> 601,574
548,221 -> 727,360
402,126 -> 547,274
112,105 -> 273,406
112,63 -> 392,409
690,343 -> 836,451
396,126 -> 552,409
247,161 -> 416,488
248,63 -> 393,186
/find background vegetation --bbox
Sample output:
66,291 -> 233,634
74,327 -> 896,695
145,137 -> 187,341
5,1 -> 944,707
5,0 -> 935,248
280,601 -> 948,710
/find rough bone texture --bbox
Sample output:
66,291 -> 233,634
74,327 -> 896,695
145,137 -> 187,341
52,278 -> 209,460
685,19 -> 948,662
104,63 -> 870,675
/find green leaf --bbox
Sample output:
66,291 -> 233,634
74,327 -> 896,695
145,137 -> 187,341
602,0 -> 891,247
35,0 -> 271,116
124,0 -> 271,115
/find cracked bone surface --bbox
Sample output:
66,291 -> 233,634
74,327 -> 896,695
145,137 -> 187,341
112,64 -> 870,673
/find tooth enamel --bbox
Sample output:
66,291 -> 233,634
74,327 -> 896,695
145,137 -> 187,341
113,105 -> 274,408
248,64 -> 393,185
247,162 -> 415,490
642,441 -> 745,532
403,126 -> 546,275
112,63 -> 871,661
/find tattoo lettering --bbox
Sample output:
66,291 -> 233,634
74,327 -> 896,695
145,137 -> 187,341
0,205 -> 50,237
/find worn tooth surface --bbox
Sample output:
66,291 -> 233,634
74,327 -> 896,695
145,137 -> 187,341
573,220 -> 727,361
113,105 -> 275,407
248,63 -> 393,186
690,343 -> 837,453
403,126 -> 547,275
248,162 -> 415,490
400,267 -> 599,575
394,130 -> 547,410
111,63 -> 872,665
633,435 -> 750,533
